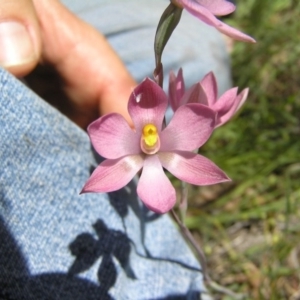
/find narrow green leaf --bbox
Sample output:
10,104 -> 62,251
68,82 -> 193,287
154,3 -> 182,67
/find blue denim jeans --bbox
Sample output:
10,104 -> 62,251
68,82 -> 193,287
0,1 -> 230,299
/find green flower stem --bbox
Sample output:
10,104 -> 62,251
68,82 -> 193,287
171,208 -> 247,299
153,2 -> 182,88
179,181 -> 189,223
154,3 -> 182,67
171,208 -> 209,281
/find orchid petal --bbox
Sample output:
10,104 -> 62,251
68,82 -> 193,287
169,69 -> 185,111
160,103 -> 215,152
81,155 -> 143,193
216,21 -> 256,44
236,88 -> 249,111
88,113 -> 140,159
159,151 -> 230,185
182,1 -> 256,43
128,78 -> 168,133
137,155 -> 176,214
180,83 -> 208,106
200,72 -> 218,106
214,87 -> 238,113
213,87 -> 238,126
195,0 -> 236,16
215,88 -> 248,127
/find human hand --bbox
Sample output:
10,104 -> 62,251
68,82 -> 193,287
0,0 -> 135,128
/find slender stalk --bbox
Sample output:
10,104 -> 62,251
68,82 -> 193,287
171,208 -> 210,281
179,181 -> 188,223
171,208 -> 247,299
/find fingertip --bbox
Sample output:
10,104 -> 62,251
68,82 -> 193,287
99,77 -> 136,128
0,0 -> 41,77
3,56 -> 39,77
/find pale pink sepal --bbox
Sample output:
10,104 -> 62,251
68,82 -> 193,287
87,113 -> 140,159
160,103 -> 215,152
128,78 -> 168,133
180,83 -> 208,106
169,69 -> 185,111
213,87 -> 238,113
215,88 -> 249,127
178,0 -> 256,43
159,150 -> 230,185
216,22 -> 256,44
169,69 -> 249,128
81,155 -> 143,193
137,155 -> 176,214
199,72 -> 218,106
196,0 -> 236,16
236,88 -> 249,111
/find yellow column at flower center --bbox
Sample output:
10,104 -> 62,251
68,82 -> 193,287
142,124 -> 158,147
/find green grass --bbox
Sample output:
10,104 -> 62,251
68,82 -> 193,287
184,0 -> 300,298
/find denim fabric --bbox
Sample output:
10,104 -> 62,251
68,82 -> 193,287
0,69 -> 206,299
0,1 -> 230,299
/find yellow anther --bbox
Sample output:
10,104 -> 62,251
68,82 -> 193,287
142,124 -> 158,147
140,123 -> 160,155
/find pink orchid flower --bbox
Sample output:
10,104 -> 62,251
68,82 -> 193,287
171,0 -> 255,43
169,69 -> 249,127
82,78 -> 229,213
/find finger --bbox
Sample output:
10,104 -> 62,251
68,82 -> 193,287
0,0 -> 41,76
32,0 -> 135,128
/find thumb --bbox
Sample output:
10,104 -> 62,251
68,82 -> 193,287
0,0 -> 41,76
32,0 -> 136,128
